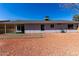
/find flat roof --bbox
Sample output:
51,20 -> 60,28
0,20 -> 79,24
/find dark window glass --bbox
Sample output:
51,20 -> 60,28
50,24 -> 54,28
17,25 -> 21,30
68,24 -> 73,29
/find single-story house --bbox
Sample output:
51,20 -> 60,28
0,20 -> 79,34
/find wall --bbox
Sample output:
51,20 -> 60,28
25,24 -> 41,33
44,24 -> 68,30
24,23 -> 78,33
6,24 -> 16,33
0,24 -> 5,34
25,24 -> 41,30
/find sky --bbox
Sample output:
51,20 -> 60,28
0,3 -> 78,21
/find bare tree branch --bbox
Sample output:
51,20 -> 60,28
59,3 -> 79,12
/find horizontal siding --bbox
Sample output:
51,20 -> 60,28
24,24 -> 79,33
25,24 -> 41,30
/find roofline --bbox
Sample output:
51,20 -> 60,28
0,21 -> 79,24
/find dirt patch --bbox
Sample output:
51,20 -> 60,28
0,33 -> 79,56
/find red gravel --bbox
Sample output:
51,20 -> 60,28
0,33 -> 79,56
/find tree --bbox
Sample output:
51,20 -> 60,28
59,3 -> 79,21
73,14 -> 79,21
59,3 -> 79,11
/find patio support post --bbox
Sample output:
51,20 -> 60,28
15,24 -> 17,33
77,24 -> 79,32
4,24 -> 6,34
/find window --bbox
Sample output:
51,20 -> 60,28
50,24 -> 54,28
17,25 -> 21,31
68,24 -> 73,29
76,24 -> 78,28
41,24 -> 45,31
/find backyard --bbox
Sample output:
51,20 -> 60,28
0,32 -> 79,56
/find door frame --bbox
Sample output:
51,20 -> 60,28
41,24 -> 45,31
16,24 -> 25,33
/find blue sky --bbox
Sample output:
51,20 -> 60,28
0,3 -> 78,21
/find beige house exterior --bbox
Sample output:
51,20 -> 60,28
0,20 -> 79,34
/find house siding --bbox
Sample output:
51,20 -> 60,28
24,23 -> 78,33
24,24 -> 78,30
25,24 -> 41,30
24,24 -> 41,33
44,24 -> 68,30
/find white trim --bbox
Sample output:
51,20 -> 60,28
4,24 -> 6,34
25,30 -> 44,33
66,30 -> 78,32
25,30 -> 78,33
16,25 -> 22,32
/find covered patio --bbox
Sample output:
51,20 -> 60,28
0,24 -> 16,34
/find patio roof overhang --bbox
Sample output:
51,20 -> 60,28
0,21 -> 79,24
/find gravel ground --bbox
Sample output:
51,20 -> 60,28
0,32 -> 79,56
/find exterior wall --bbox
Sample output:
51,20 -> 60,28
25,24 -> 41,30
0,24 -> 5,33
25,24 -> 68,30
25,24 -> 41,33
44,24 -> 68,30
0,24 -> 16,34
0,23 -> 78,34
45,23 -> 78,30
6,24 -> 16,33
24,23 -> 78,33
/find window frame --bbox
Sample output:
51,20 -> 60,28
50,24 -> 54,28
17,25 -> 21,31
